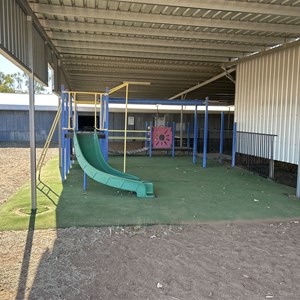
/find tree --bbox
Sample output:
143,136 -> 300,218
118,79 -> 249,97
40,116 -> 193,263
0,72 -> 16,93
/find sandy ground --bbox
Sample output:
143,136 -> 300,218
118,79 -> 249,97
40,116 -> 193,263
1,222 -> 300,300
0,143 -> 58,205
1,145 -> 300,299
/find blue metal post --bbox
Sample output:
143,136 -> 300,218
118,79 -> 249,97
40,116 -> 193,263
203,97 -> 209,168
145,121 -> 148,155
76,107 -> 78,131
66,93 -> 70,175
172,122 -> 175,158
166,122 -> 170,156
149,121 -> 153,158
219,111 -> 224,162
104,88 -> 109,161
187,122 -> 190,155
187,122 -> 191,149
232,122 -> 237,168
193,106 -> 198,164
101,88 -> 109,161
83,172 -> 87,192
61,89 -> 65,181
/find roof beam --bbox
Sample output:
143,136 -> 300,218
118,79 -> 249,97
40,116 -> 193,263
63,59 -> 220,72
62,55 -> 220,67
117,0 -> 300,18
68,72 -> 210,82
65,66 -> 217,77
40,20 -> 284,45
57,47 -> 230,62
53,40 -> 243,59
169,68 -> 236,99
49,31 -> 261,53
31,4 -> 300,34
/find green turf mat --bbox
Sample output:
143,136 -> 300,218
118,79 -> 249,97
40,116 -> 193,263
0,155 -> 299,230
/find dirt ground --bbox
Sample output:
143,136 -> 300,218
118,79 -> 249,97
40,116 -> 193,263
0,142 -> 58,205
1,145 -> 300,299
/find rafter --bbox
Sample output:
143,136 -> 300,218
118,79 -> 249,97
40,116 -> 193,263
31,4 -> 300,34
118,0 -> 300,18
48,31 -> 262,53
57,47 -> 230,63
53,40 -> 244,59
40,20 -> 284,45
63,59 -> 220,72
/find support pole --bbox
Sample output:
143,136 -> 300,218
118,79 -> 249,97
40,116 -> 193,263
297,149 -> 300,198
145,121 -> 148,155
27,16 -> 37,211
203,98 -> 209,168
219,111 -> 224,162
269,159 -> 274,179
232,122 -> 237,168
187,122 -> 191,148
180,105 -> 183,148
61,90 -> 65,181
58,95 -> 62,173
66,93 -> 70,174
83,172 -> 87,192
123,84 -> 129,173
101,88 -> 109,161
172,122 -> 175,158
149,121 -> 153,158
193,105 -> 198,164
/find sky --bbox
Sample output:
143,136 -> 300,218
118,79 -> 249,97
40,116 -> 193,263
0,54 -> 23,75
0,53 -> 53,93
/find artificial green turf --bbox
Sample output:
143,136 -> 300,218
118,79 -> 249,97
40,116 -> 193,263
0,155 -> 299,230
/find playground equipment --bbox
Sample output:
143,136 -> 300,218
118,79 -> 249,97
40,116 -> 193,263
38,81 -> 226,199
109,97 -> 208,165
60,83 -> 156,198
74,132 -> 154,197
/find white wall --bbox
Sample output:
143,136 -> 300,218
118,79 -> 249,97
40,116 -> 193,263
235,44 -> 300,164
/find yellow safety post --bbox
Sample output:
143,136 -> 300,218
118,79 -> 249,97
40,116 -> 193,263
108,81 -> 151,173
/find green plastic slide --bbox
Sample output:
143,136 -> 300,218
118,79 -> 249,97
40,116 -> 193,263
73,132 -> 155,198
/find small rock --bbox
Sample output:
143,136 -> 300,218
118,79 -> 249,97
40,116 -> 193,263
253,199 -> 259,202
265,295 -> 274,299
150,235 -> 156,239
243,274 -> 249,278
157,282 -> 162,289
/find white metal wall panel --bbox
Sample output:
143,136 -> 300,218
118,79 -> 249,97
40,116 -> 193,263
0,0 -> 28,68
235,45 -> 300,164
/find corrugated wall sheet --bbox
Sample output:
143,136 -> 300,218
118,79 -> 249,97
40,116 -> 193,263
0,0 -> 28,68
235,44 -> 300,165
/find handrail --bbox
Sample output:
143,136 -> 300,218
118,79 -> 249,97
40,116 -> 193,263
37,102 -> 62,181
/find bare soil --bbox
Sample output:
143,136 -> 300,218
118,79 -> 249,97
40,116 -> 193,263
0,142 -> 58,205
1,145 -> 300,299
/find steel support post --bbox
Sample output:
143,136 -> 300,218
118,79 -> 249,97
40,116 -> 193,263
232,122 -> 237,168
27,16 -> 37,211
219,112 -> 224,162
172,122 -> 175,158
297,149 -> 300,198
193,105 -> 198,164
203,98 -> 209,168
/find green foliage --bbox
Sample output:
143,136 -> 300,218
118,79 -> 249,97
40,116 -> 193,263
0,71 -> 22,93
0,71 -> 48,94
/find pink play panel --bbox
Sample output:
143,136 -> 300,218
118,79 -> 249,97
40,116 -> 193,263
152,127 -> 172,149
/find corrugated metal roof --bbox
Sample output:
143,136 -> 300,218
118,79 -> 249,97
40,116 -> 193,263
26,0 -> 300,102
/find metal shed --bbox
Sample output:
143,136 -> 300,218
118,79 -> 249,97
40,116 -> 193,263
1,0 -> 300,205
